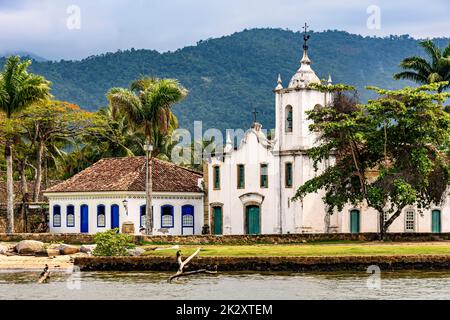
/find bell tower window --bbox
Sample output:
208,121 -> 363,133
285,106 -> 293,133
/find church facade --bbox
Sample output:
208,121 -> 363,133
206,41 -> 450,235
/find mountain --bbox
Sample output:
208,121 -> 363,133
1,29 -> 449,132
1,51 -> 48,62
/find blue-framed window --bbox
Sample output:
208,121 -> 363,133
97,204 -> 106,227
66,205 -> 75,227
140,205 -> 146,228
161,205 -> 174,228
53,205 -> 61,227
182,205 -> 194,228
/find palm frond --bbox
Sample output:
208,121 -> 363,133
393,71 -> 428,84
107,87 -> 144,129
420,40 -> 441,68
442,43 -> 450,58
399,57 -> 432,75
130,76 -> 158,93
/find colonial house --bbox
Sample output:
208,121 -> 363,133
44,157 -> 204,235
206,38 -> 450,235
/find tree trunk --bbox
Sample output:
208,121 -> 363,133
20,161 -> 29,233
5,141 -> 14,234
378,211 -> 385,241
145,148 -> 153,235
33,140 -> 45,203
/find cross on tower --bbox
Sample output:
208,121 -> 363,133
302,22 -> 310,51
252,108 -> 259,123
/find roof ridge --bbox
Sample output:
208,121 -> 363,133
152,157 -> 203,176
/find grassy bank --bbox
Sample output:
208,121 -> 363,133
142,243 -> 450,257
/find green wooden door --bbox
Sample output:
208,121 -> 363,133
432,210 -> 441,233
350,210 -> 360,234
213,207 -> 222,235
246,206 -> 261,235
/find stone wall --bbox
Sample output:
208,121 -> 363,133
75,255 -> 450,272
0,206 -> 48,233
1,232 -> 450,244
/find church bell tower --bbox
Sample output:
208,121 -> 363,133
274,24 -> 331,152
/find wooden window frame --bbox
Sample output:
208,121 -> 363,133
97,204 -> 106,228
53,205 -> 61,227
161,205 -> 174,228
66,205 -> 75,227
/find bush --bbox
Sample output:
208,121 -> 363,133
93,229 -> 134,256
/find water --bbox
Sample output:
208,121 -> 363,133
0,270 -> 449,300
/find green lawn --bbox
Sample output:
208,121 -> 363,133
142,243 -> 450,257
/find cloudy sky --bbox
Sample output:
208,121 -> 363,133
0,0 -> 449,60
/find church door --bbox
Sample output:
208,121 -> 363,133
432,210 -> 441,234
246,206 -> 260,235
350,210 -> 360,234
213,207 -> 222,235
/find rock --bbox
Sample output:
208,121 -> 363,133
0,244 -> 8,255
46,248 -> 60,257
80,244 -> 97,254
126,247 -> 145,256
15,240 -> 45,255
59,244 -> 80,255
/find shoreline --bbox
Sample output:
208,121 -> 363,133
74,255 -> 450,272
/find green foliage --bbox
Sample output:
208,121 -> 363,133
2,29 -> 448,132
0,56 -> 52,118
107,77 -> 187,143
394,40 -> 450,92
93,229 -> 134,256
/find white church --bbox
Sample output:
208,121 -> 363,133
44,33 -> 449,236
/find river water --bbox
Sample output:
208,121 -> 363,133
0,270 -> 449,300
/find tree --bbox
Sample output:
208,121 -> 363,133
293,83 -> 450,239
394,40 -> 450,92
107,77 -> 188,235
18,100 -> 94,202
0,56 -> 51,233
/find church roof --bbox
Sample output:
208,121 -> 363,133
288,49 -> 321,89
44,157 -> 203,194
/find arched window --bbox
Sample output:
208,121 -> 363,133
53,205 -> 61,227
140,205 -> 146,228
182,205 -> 195,228
285,105 -> 293,133
97,204 -> 106,228
66,205 -> 75,227
161,205 -> 174,228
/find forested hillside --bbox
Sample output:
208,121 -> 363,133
2,28 -> 449,131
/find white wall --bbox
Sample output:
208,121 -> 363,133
46,191 -> 204,235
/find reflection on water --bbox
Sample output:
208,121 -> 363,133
0,269 -> 449,300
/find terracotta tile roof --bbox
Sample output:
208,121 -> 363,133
44,157 -> 203,194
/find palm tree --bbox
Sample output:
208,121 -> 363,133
0,56 -> 51,233
107,77 -> 188,235
394,40 -> 450,92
